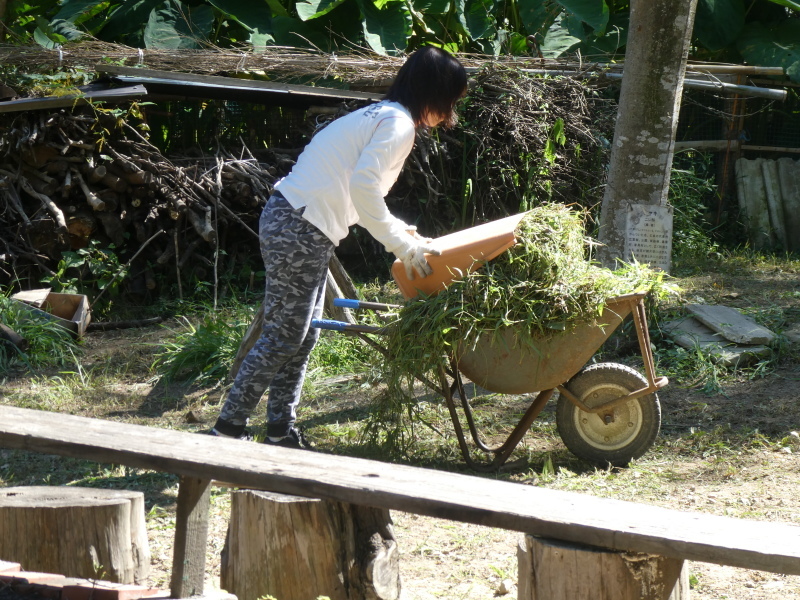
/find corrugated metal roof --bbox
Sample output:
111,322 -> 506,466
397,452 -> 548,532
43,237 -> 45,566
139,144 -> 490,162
0,66 -> 383,114
95,65 -> 383,107
0,83 -> 147,114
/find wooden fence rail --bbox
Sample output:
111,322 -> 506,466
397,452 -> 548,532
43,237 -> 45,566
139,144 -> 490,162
0,405 -> 799,598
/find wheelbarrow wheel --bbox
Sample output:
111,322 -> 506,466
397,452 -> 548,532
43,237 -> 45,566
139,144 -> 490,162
556,362 -> 661,467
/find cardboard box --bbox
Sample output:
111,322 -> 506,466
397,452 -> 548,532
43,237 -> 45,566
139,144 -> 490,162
10,288 -> 91,338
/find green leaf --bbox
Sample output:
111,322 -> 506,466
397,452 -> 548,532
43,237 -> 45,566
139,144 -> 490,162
410,0 -> 451,15
271,15 -> 332,48
555,0 -> 609,35
462,0 -> 495,40
765,0 -> 800,11
693,0 -> 744,52
358,0 -> 411,55
49,18 -> 87,41
100,0 -> 163,45
540,15 -> 582,57
206,0 -> 276,45
52,0 -> 108,23
143,0 -> 215,49
517,0 -> 558,37
296,0 -> 349,21
737,20 -> 800,83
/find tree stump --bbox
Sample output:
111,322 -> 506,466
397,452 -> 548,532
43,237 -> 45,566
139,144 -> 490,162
221,490 -> 400,600
0,486 -> 150,584
517,535 -> 688,600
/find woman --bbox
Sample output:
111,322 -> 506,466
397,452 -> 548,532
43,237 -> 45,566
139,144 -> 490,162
211,46 -> 468,446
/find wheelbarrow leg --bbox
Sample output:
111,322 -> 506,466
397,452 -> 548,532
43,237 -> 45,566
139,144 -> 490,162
439,362 -> 555,471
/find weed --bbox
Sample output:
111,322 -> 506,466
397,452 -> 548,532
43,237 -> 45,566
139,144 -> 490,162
151,305 -> 255,384
0,294 -> 82,375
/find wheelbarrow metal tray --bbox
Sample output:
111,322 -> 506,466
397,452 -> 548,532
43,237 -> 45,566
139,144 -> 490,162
457,293 -> 642,395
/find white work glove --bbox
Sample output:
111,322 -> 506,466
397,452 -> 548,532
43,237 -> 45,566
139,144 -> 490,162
395,241 -> 441,280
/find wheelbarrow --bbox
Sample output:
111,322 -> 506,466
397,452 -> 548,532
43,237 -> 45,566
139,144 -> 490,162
313,215 -> 668,471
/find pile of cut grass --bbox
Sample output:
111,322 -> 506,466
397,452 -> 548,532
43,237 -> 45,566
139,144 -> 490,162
364,203 -> 672,454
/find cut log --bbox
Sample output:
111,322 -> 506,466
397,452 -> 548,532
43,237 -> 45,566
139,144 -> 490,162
517,535 -> 688,600
0,486 -> 150,584
0,323 -> 28,352
220,490 -> 400,600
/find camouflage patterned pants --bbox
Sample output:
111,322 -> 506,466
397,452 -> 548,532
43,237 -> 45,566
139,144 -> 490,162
219,194 -> 335,434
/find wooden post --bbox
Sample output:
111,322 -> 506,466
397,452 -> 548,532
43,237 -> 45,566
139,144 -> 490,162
220,490 -> 400,600
0,486 -> 150,584
517,535 -> 688,600
170,476 -> 211,598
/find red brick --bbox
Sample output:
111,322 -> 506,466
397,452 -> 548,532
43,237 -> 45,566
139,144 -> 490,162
62,582 -> 162,600
0,560 -> 22,574
0,571 -> 67,585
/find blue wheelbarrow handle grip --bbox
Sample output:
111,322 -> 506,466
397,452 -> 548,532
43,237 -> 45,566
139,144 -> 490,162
311,318 -> 384,334
333,298 -> 401,311
313,318 -> 350,331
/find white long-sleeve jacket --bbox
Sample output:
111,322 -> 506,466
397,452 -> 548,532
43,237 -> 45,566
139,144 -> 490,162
274,100 -> 418,257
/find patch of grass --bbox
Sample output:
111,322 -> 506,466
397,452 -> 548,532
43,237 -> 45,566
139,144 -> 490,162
151,304 -> 256,384
0,295 -> 83,376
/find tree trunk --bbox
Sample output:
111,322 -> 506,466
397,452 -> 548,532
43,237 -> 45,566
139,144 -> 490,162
596,0 -> 699,270
0,486 -> 150,584
517,535 -> 689,600
220,490 -> 400,600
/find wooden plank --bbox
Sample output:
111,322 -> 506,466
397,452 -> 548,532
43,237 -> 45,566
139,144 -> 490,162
0,405 -> 799,576
685,304 -> 776,345
761,159 -> 788,248
170,476 -> 211,598
777,157 -> 800,253
735,158 -> 775,250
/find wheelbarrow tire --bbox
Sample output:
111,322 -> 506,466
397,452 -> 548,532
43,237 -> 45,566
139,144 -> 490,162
556,362 -> 661,467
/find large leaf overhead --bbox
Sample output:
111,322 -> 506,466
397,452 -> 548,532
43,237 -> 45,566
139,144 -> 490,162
693,0 -> 744,52
143,0 -> 215,48
359,0 -> 411,55
737,19 -> 800,82
296,0 -> 349,21
207,0 -> 275,46
556,0 -> 609,35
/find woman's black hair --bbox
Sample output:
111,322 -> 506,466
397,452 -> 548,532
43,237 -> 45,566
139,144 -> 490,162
385,46 -> 467,128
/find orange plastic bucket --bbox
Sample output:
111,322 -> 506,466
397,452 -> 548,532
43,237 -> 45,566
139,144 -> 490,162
391,212 -> 528,300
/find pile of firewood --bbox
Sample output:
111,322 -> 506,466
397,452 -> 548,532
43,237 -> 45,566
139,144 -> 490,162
0,106 -> 297,296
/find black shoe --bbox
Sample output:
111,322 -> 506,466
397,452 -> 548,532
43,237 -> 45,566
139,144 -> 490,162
262,426 -> 312,449
208,418 -> 252,440
208,428 -> 253,441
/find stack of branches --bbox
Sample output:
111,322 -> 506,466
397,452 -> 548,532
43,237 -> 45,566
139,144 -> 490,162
0,41 -> 616,87
0,105 -> 282,295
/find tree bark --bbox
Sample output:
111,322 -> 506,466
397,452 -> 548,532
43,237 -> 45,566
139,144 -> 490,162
220,490 -> 400,600
596,0 -> 698,269
517,535 -> 689,600
0,486 -> 150,584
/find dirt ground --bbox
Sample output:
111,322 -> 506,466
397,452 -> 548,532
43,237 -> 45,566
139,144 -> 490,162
3,264 -> 800,600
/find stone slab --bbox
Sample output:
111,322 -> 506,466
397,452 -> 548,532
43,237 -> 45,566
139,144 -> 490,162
685,304 -> 776,345
662,316 -> 771,367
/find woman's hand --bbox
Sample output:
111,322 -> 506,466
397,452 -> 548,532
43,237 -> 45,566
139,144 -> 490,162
395,240 -> 441,279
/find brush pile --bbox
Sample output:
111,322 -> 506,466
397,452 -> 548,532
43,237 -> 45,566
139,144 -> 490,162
382,204 -> 670,386
0,105 -> 289,293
